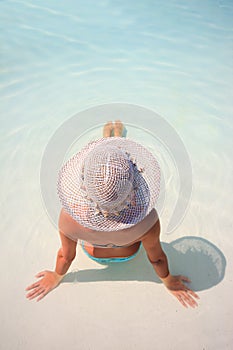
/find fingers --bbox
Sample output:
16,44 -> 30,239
25,272 -> 47,300
36,289 -> 48,302
179,276 -> 200,301
25,271 -> 47,291
179,283 -> 199,300
26,286 -> 46,301
176,294 -> 188,308
179,276 -> 200,303
170,277 -> 199,308
182,291 -> 198,308
25,271 -> 57,301
187,288 -> 199,300
25,282 -> 40,291
173,289 -> 199,308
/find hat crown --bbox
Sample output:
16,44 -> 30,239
83,145 -> 134,212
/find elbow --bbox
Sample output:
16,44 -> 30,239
148,251 -> 167,265
58,248 -> 76,263
64,255 -> 76,264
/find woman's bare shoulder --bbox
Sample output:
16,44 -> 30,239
58,209 -> 79,231
138,217 -> 160,244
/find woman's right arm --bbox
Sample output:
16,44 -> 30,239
26,231 -> 77,302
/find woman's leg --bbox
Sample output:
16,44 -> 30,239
103,121 -> 114,137
114,120 -> 124,136
102,120 -> 124,137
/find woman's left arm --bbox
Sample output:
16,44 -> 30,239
141,221 -> 199,308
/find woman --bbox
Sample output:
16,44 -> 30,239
26,121 -> 199,308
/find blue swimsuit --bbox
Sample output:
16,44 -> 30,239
81,241 -> 142,264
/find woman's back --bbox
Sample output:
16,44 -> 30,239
58,208 -> 158,247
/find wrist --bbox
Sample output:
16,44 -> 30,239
160,272 -> 171,284
54,271 -> 65,281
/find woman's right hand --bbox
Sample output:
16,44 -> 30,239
26,270 -> 64,302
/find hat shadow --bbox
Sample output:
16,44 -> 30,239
62,236 -> 226,292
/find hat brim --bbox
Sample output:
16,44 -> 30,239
57,137 -> 160,231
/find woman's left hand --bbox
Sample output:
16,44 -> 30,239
161,274 -> 199,308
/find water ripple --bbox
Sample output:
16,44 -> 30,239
8,0 -> 83,22
70,67 -> 119,77
19,24 -> 89,46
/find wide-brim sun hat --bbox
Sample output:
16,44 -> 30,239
57,137 -> 160,231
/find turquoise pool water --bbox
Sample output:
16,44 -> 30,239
1,1 -> 232,349
1,0 -> 232,232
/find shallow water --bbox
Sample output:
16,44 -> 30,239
1,1 -> 233,349
1,0 -> 232,232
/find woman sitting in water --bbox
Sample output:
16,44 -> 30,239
26,120 -> 199,308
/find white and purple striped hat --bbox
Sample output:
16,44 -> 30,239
57,137 -> 160,231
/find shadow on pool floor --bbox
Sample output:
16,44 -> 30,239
62,236 -> 226,292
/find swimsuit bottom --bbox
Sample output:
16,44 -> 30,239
81,241 -> 142,264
